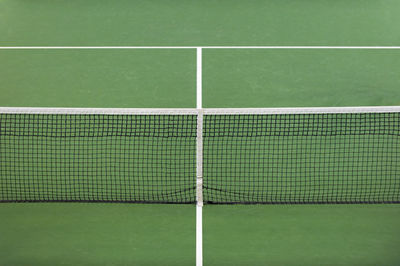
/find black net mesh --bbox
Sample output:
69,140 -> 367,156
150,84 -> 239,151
1,111 -> 400,204
0,113 -> 197,203
203,113 -> 400,204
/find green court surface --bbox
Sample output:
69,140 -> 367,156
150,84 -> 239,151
1,0 -> 400,46
203,50 -> 400,108
0,204 -> 195,266
1,1 -> 400,266
0,50 -> 196,108
1,204 -> 399,266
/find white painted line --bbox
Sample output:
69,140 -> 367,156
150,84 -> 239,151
204,46 -> 400,49
196,47 -> 203,266
0,46 -> 195,49
196,205 -> 203,266
197,48 -> 202,109
1,46 -> 400,50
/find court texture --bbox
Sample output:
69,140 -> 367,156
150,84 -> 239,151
1,1 -> 400,266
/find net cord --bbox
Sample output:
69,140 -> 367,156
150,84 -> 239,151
1,106 -> 399,115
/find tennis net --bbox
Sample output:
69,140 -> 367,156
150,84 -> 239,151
1,107 -> 399,204
0,109 -> 198,203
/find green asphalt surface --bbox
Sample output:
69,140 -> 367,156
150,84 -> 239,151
1,0 -> 400,265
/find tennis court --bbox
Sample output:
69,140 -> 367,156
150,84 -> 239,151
1,1 -> 400,265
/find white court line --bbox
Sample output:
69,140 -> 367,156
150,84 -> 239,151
196,47 -> 203,266
196,48 -> 202,109
1,46 -> 400,49
196,205 -> 203,266
0,46 -> 194,49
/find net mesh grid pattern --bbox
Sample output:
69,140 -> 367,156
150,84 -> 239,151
0,111 -> 399,204
0,113 -> 197,203
203,113 -> 400,204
